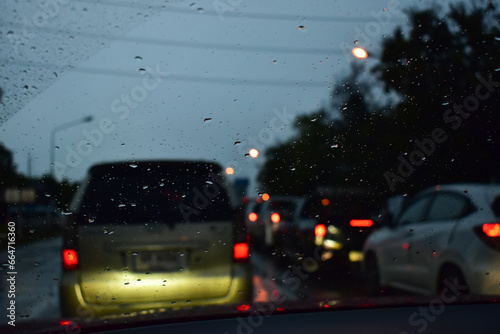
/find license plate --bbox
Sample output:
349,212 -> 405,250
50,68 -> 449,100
132,251 -> 188,272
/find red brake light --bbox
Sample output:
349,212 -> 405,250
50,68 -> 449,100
63,249 -> 78,270
474,224 -> 500,252
233,242 -> 249,262
483,223 -> 500,237
315,224 -> 326,237
236,304 -> 251,312
271,213 -> 280,223
350,219 -> 373,227
248,212 -> 258,222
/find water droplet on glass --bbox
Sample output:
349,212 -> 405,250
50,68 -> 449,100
129,164 -> 138,168
204,118 -> 212,122
298,25 -> 305,30
143,185 -> 149,189
138,68 -> 146,73
234,141 -> 241,145
135,56 -> 142,62
331,144 -> 338,148
124,282 -> 130,285
118,204 -> 126,208
29,229 -> 35,234
197,8 -> 204,13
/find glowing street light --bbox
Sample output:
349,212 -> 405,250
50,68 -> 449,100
225,167 -> 235,175
352,47 -> 368,59
249,148 -> 259,158
261,193 -> 270,201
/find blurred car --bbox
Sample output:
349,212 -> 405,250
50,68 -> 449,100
245,198 -> 265,243
300,189 -> 380,273
7,204 -> 62,239
250,195 -> 303,249
363,183 -> 500,295
60,160 -> 252,317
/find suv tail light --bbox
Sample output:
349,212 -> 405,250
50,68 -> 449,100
63,249 -> 78,270
475,223 -> 500,251
350,219 -> 373,227
233,242 -> 249,262
315,224 -> 327,237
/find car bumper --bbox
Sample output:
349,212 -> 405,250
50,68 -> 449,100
60,264 -> 253,318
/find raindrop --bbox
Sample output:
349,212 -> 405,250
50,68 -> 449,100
204,118 -> 212,122
129,164 -> 138,168
179,267 -> 184,271
197,8 -> 204,13
273,60 -> 277,63
132,251 -> 138,255
206,180 -> 214,184
290,167 -> 296,171
118,204 -> 126,208
143,185 -> 149,189
138,68 -> 146,73
145,272 -> 151,275
29,229 -> 35,234
234,141 -> 241,145
330,144 -> 338,148
189,3 -> 196,7
62,210 -> 73,216
298,25 -> 305,30
311,117 -> 318,122
135,56 -> 142,62
354,40 -> 358,44
124,282 -> 130,285
45,193 -> 51,197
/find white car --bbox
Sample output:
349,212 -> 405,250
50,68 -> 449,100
363,183 -> 500,296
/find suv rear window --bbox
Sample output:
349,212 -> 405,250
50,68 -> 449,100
78,162 -> 232,224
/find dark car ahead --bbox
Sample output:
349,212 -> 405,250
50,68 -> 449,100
276,189 -> 380,273
60,160 -> 252,317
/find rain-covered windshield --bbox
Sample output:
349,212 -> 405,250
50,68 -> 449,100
1,0 -> 500,333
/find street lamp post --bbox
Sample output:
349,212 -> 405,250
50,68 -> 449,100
50,116 -> 93,177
